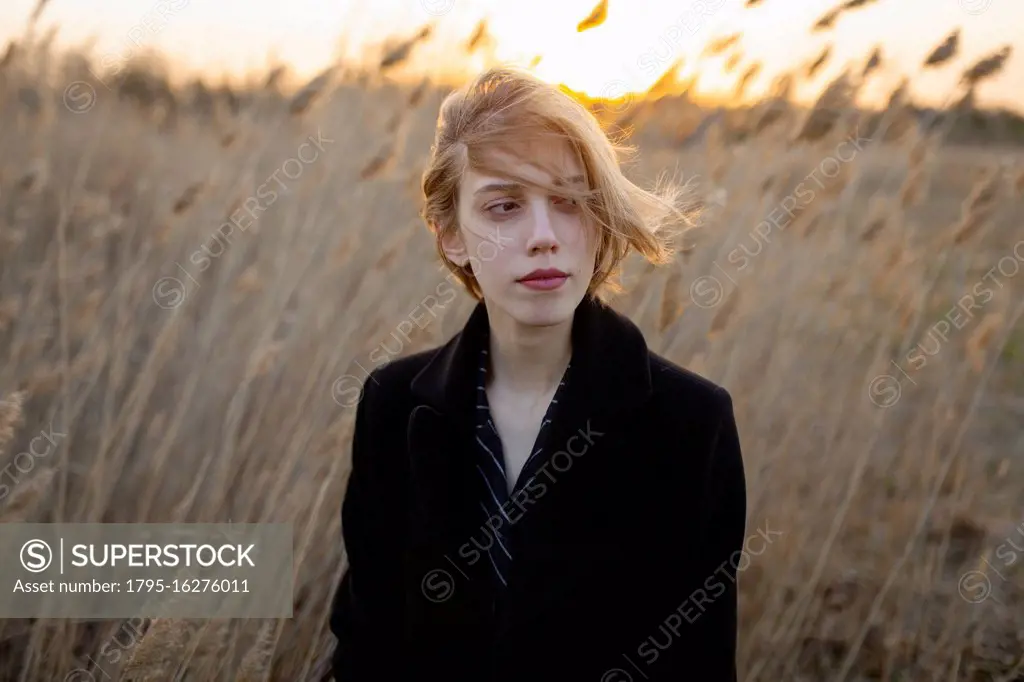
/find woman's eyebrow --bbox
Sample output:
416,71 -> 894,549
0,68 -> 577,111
474,181 -> 522,195
474,174 -> 585,195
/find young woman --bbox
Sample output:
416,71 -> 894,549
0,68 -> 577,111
330,66 -> 747,682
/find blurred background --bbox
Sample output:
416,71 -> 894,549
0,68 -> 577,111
0,0 -> 1022,680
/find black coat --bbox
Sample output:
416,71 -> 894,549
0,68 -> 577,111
329,293 -> 748,682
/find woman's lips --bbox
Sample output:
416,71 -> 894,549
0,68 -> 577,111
517,275 -> 568,291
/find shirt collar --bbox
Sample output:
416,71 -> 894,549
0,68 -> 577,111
410,293 -> 651,426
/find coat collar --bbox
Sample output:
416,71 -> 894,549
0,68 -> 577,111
410,294 -> 652,424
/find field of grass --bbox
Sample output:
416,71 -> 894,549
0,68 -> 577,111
0,23 -> 1023,682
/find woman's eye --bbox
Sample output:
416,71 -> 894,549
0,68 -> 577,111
552,195 -> 579,208
486,201 -> 519,215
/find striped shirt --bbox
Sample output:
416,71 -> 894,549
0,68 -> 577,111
474,340 -> 571,589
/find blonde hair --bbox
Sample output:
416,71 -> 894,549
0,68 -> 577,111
420,65 -> 693,304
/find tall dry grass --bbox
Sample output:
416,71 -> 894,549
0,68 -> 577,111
0,19 -> 1023,682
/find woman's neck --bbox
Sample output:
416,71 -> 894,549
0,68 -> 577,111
484,304 -> 573,397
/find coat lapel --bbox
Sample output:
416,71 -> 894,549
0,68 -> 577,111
409,293 -> 653,428
404,401 -> 494,630
405,299 -> 491,572
405,403 -> 477,547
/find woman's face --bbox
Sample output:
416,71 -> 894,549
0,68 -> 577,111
445,140 -> 599,326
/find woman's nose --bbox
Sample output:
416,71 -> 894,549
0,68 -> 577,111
525,201 -> 558,253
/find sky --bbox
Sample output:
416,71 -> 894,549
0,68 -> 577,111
1,0 -> 1021,113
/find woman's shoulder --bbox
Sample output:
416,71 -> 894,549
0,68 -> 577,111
638,350 -> 737,440
646,351 -> 733,418
358,346 -> 441,404
645,352 -> 744,483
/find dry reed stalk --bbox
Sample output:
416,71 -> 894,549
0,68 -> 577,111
186,620 -> 233,678
0,296 -> 20,333
709,289 -> 740,338
360,133 -> 402,180
407,165 -> 425,196
122,619 -> 194,680
794,201 -> 831,238
923,30 -> 959,68
288,68 -> 332,117
658,267 -> 685,333
767,72 -> 795,102
749,74 -> 794,135
860,198 -> 890,243
0,225 -> 27,256
896,295 -> 918,334
702,33 -> 741,58
0,41 -> 16,70
885,79 -> 910,114
143,412 -> 167,450
706,128 -> 729,186
951,87 -> 975,116
793,108 -> 836,144
29,0 -> 51,25
263,65 -> 286,91
961,46 -> 1012,87
876,245 -> 913,295
385,109 -> 404,134
18,157 -> 49,194
233,265 -> 262,297
379,26 -> 431,72
813,8 -> 841,32
235,620 -> 278,682
172,181 -> 204,215
408,77 -> 430,107
783,190 -> 819,236
0,391 -> 25,456
734,62 -> 761,100
823,153 -> 858,201
899,169 -> 925,208
807,46 -> 832,79
330,232 -> 361,266
0,467 -> 56,522
724,52 -> 742,73
899,136 -> 933,208
374,243 -> 401,270
950,169 -> 1001,245
247,341 -> 284,380
751,97 -> 789,136
576,0 -> 608,33
792,70 -> 858,143
70,289 -> 103,337
862,47 -> 883,78
647,59 -> 685,99
465,20 -> 488,53
965,313 -> 1004,373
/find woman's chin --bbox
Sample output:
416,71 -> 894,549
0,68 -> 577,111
504,291 -> 580,327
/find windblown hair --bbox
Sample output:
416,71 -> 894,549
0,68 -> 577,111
420,66 -> 694,303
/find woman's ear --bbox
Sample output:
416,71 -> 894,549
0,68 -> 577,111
439,226 -> 469,268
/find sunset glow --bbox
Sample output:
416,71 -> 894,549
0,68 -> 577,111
1,0 -> 1020,112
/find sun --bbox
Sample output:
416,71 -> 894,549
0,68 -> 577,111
466,1 -> 668,101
